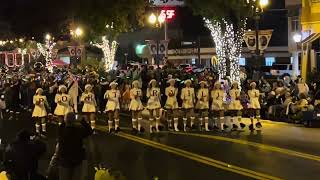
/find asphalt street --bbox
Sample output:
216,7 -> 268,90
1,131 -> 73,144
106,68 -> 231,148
0,111 -> 320,180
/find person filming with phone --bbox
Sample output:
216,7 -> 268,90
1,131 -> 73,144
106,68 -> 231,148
3,130 -> 46,180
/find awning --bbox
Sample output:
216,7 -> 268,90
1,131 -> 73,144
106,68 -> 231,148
301,33 -> 320,44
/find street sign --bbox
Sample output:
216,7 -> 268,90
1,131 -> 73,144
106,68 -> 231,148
149,0 -> 184,7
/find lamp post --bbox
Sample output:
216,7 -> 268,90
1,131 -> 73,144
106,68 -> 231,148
247,0 -> 269,60
292,32 -> 302,79
70,27 -> 84,65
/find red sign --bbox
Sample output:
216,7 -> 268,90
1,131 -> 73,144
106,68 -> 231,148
160,9 -> 176,20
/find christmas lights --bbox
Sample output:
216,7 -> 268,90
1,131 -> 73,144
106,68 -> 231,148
93,36 -> 118,72
37,38 -> 56,72
205,18 -> 246,83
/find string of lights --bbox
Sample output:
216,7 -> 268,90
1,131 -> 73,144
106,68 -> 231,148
37,38 -> 56,72
205,18 -> 246,83
93,36 -> 118,72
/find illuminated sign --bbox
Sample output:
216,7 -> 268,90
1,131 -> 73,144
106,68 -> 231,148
150,0 -> 184,7
160,9 -> 176,20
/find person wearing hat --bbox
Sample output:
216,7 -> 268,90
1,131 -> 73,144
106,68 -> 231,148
146,79 -> 162,133
248,81 -> 262,130
81,84 -> 97,131
211,81 -> 227,131
228,82 -> 246,130
165,78 -> 179,131
181,79 -> 195,132
129,80 -> 144,133
196,81 -> 210,131
104,81 -> 121,133
54,85 -> 73,125
32,88 -> 49,135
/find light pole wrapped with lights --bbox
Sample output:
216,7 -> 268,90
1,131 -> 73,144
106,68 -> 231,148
92,23 -> 118,72
37,34 -> 56,72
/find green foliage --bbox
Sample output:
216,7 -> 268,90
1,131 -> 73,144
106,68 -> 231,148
185,0 -> 253,23
74,0 -> 148,40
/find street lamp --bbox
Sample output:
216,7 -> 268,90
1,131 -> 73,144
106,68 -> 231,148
45,34 -> 51,41
259,0 -> 269,9
293,33 -> 302,43
149,13 -> 157,24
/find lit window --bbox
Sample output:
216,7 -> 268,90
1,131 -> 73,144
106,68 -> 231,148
239,58 -> 246,66
191,58 -> 196,65
265,57 -> 275,66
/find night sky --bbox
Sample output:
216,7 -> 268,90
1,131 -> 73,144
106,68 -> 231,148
0,0 -> 287,46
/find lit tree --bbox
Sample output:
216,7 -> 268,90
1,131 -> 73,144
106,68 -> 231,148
93,35 -> 118,72
37,35 -> 56,71
205,19 -> 246,82
186,0 -> 252,82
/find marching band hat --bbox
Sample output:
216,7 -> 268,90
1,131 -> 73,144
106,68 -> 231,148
184,79 -> 192,84
132,80 -> 141,87
59,85 -> 67,92
250,82 -> 257,87
36,88 -> 43,94
199,81 -> 208,86
149,79 -> 157,86
85,84 -> 92,90
167,78 -> 175,84
109,81 -> 118,87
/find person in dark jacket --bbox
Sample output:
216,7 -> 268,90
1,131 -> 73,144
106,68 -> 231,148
4,130 -> 46,180
58,112 -> 93,180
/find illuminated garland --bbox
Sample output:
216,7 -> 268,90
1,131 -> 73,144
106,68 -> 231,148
37,39 -> 56,71
93,36 -> 118,72
205,18 -> 246,83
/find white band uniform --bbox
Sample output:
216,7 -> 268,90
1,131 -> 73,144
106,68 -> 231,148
147,87 -> 161,110
105,89 -> 121,112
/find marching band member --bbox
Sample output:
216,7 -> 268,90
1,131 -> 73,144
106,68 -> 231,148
165,78 -> 179,131
211,81 -> 227,131
129,80 -> 144,133
146,79 -> 161,133
196,81 -> 210,131
32,88 -> 49,135
228,82 -> 246,130
181,79 -> 195,132
104,82 -> 121,133
54,85 -> 73,125
81,84 -> 97,131
248,82 -> 262,130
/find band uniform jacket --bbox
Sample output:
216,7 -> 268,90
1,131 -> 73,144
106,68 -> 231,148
181,87 -> 195,109
104,89 -> 121,112
129,88 -> 144,111
228,89 -> 243,110
146,87 -> 161,110
32,95 -> 49,117
211,89 -> 225,111
196,88 -> 209,110
165,86 -> 178,109
248,89 -> 261,109
81,92 -> 97,113
54,93 -> 73,116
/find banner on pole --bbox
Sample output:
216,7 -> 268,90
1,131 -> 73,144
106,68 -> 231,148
244,29 -> 273,54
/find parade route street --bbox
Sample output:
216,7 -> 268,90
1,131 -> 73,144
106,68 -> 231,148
1,113 -> 320,180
